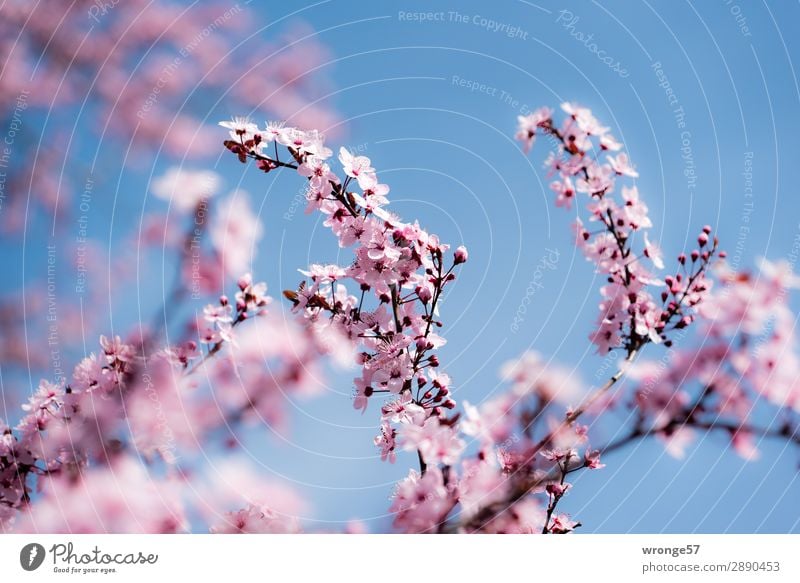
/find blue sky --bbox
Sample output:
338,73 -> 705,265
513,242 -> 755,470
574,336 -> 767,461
4,0 -> 800,532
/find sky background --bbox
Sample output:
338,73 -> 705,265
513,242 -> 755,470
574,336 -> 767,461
4,0 -> 800,533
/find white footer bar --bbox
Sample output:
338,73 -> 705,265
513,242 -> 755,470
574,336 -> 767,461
1,534 -> 797,581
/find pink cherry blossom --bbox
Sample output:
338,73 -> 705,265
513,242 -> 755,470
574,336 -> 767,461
399,417 -> 465,466
389,468 -> 455,533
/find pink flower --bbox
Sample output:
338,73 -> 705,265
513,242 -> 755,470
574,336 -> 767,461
359,172 -> 390,201
551,176 -> 576,209
299,263 -> 348,283
561,102 -> 603,136
454,245 -> 469,265
72,354 -> 115,393
643,233 -> 665,269
298,156 -> 336,189
607,152 -> 639,177
278,127 -> 332,159
399,417 -> 465,465
374,422 -> 397,463
576,163 -> 613,195
584,449 -> 605,469
370,352 -> 414,394
234,273 -> 271,312
99,334 -> 135,366
338,146 -> 374,180
219,117 -> 260,142
600,133 -> 623,151
632,296 -> 664,345
203,303 -> 233,324
381,392 -> 426,424
389,467 -> 455,533
21,380 -> 64,418
210,504 -> 301,534
548,514 -> 579,534
161,342 -> 200,367
515,107 -> 553,153
621,185 -> 652,230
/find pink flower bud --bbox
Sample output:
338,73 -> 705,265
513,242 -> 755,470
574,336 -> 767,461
417,286 -> 432,304
237,274 -> 252,290
454,245 -> 469,265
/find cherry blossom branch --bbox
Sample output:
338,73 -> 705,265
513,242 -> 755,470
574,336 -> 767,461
220,119 -> 468,489
440,103 -> 733,534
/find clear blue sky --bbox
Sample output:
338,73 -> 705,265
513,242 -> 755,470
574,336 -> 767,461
4,0 -> 800,532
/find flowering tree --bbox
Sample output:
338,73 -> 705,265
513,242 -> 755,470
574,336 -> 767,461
2,101 -> 799,533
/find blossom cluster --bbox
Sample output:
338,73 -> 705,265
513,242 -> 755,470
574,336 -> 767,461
618,258 -> 800,459
220,118 -> 470,480
517,104 -> 722,356
0,274 -> 326,532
